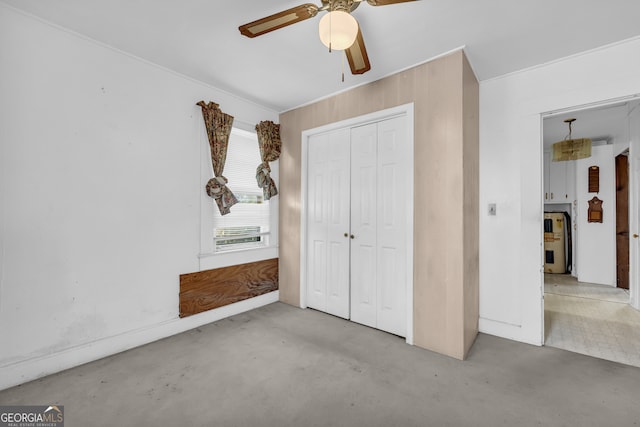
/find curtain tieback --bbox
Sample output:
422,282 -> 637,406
206,175 -> 231,207
255,162 -> 272,189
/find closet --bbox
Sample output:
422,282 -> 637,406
305,115 -> 410,337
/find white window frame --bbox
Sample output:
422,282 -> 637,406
198,127 -> 279,270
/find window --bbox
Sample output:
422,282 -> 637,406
213,128 -> 271,252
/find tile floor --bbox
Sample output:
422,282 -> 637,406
544,273 -> 640,367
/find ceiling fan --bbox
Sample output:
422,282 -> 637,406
239,0 -> 418,76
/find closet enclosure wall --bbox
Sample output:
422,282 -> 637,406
279,50 -> 479,360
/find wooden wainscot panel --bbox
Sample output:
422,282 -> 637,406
179,258 -> 278,317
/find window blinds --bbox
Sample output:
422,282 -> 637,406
213,128 -> 270,251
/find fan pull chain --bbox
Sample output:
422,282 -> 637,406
328,0 -> 333,53
342,53 -> 345,82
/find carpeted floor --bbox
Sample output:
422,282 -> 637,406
1,302 -> 639,426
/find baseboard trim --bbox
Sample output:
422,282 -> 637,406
0,291 -> 279,391
479,316 -> 542,347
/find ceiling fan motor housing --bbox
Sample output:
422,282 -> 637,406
322,0 -> 360,13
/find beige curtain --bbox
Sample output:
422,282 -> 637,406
255,121 -> 281,200
197,101 -> 238,215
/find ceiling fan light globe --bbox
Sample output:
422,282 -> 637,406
318,11 -> 359,50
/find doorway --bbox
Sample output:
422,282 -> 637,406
616,153 -> 630,290
541,98 -> 640,367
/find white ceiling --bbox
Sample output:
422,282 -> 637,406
543,100 -> 640,150
4,0 -> 640,112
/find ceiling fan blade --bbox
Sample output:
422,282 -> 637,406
239,4 -> 319,38
366,0 -> 418,5
345,28 -> 371,75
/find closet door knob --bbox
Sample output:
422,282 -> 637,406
350,234 -> 355,239
344,233 -> 348,237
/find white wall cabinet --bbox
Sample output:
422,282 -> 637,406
306,116 -> 410,337
544,151 -> 575,203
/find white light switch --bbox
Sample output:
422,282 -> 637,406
488,203 -> 497,216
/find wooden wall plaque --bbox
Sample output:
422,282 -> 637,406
587,196 -> 603,223
588,166 -> 599,193
179,258 -> 278,317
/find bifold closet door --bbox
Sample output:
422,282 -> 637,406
350,117 -> 408,337
306,129 -> 351,319
350,124 -> 378,328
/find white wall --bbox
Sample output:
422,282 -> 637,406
0,5 -> 278,390
575,145 -> 616,286
480,36 -> 640,345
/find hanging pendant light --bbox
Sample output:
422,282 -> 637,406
318,10 -> 359,51
552,118 -> 592,161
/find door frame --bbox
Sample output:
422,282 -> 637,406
540,95 -> 640,340
299,103 -> 415,345
629,102 -> 640,310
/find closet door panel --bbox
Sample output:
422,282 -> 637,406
350,124 -> 378,328
306,134 -> 330,312
325,129 -> 351,318
376,116 -> 408,337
